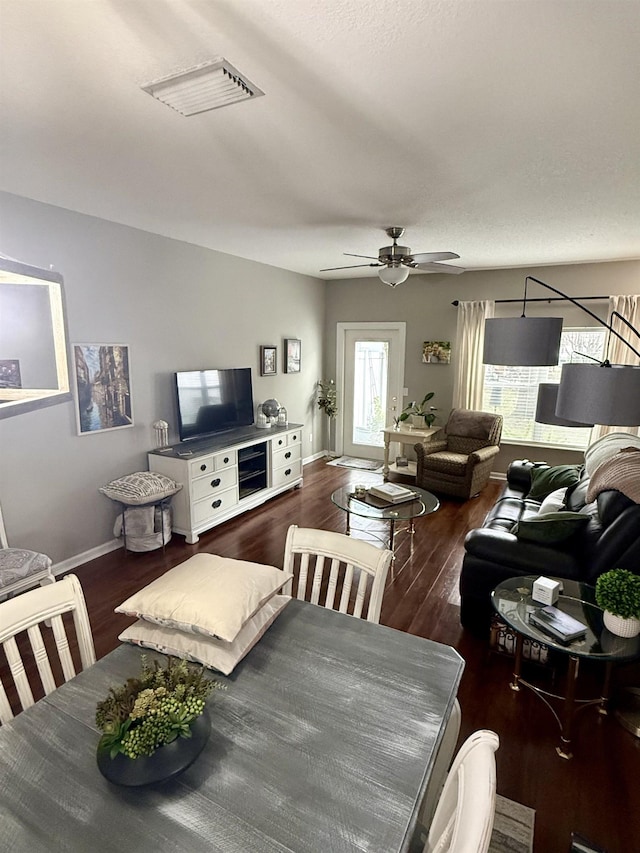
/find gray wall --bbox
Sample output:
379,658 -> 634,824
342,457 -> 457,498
0,192 -> 325,562
325,261 -> 640,473
2,187 -> 638,565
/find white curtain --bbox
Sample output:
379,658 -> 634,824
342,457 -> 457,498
453,300 -> 495,410
590,294 -> 640,442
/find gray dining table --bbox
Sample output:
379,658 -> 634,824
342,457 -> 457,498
0,599 -> 464,853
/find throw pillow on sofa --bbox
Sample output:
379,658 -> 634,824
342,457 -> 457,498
537,487 -> 568,515
512,511 -> 589,544
527,464 -> 582,500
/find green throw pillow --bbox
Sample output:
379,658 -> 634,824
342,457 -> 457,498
528,464 -> 582,500
512,511 -> 589,544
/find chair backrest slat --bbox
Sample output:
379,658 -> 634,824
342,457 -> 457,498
0,574 -> 95,724
282,526 -> 393,624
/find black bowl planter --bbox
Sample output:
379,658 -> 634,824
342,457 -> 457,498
96,710 -> 211,787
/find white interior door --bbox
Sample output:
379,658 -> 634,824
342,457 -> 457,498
336,323 -> 406,460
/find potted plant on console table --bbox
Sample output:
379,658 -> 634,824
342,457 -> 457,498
595,569 -> 640,638
399,392 -> 437,429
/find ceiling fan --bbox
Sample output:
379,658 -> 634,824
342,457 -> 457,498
321,226 -> 464,286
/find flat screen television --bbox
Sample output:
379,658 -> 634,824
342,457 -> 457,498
174,367 -> 254,442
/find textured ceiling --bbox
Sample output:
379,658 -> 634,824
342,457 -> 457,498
1,0 -> 639,279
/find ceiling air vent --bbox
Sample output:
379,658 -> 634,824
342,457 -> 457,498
141,57 -> 264,116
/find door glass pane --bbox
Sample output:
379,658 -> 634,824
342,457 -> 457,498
352,341 -> 388,447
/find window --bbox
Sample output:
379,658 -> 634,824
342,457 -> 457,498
482,327 -> 606,449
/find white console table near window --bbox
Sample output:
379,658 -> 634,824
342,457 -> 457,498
148,423 -> 303,543
382,425 -> 442,480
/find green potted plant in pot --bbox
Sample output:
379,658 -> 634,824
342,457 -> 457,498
399,392 -> 437,429
595,569 -> 640,638
95,655 -> 224,786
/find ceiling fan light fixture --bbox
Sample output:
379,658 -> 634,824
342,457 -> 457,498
378,265 -> 410,287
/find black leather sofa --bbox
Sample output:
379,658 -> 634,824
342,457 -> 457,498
459,460 -> 640,635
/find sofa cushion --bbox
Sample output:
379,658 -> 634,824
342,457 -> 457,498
528,464 -> 582,500
119,594 -> 291,676
115,553 -> 292,642
512,511 -> 590,544
422,451 -> 469,476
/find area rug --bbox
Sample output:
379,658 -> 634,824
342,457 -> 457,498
409,794 -> 534,853
489,795 -> 535,853
326,455 -> 383,471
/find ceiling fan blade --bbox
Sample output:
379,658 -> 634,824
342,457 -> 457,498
411,251 -> 460,263
344,253 -> 380,260
320,263 -> 381,271
414,262 -> 465,275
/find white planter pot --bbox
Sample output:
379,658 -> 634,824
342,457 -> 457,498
410,415 -> 426,429
603,610 -> 640,639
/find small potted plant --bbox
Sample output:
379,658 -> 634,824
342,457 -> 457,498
595,569 -> 640,638
95,655 -> 224,786
399,392 -> 437,429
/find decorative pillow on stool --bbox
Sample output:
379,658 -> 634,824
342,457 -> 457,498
99,472 -> 182,505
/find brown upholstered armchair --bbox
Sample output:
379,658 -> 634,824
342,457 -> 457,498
414,409 -> 503,499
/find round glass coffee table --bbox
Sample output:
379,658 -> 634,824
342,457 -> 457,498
492,576 -> 640,759
330,483 -> 439,551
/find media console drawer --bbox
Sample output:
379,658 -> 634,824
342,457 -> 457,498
191,467 -> 238,502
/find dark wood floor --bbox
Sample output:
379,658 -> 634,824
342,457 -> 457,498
62,460 -> 640,852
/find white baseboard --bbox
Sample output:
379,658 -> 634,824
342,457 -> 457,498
52,538 -> 122,576
52,453 -> 326,574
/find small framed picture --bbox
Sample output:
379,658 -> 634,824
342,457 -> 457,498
72,344 -> 133,435
260,345 -> 277,376
422,341 -> 452,364
285,338 -> 301,373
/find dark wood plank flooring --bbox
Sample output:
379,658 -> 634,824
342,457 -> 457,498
27,459 -> 640,852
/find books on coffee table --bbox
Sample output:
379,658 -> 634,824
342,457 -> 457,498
529,605 -> 587,643
368,483 -> 418,504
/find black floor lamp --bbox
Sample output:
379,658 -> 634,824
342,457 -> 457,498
483,277 -> 640,426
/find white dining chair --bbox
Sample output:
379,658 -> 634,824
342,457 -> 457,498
0,500 -> 55,601
0,573 -> 96,724
282,525 -> 393,623
423,729 -> 499,853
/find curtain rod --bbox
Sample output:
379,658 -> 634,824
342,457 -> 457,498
451,295 -> 607,306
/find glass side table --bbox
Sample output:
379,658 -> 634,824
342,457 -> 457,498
330,483 -> 439,551
492,576 -> 640,759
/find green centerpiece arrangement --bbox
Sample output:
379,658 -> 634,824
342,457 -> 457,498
96,656 -> 224,786
595,569 -> 640,638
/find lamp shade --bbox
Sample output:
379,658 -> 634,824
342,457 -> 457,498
378,265 -> 410,287
483,317 -> 563,366
534,383 -> 594,427
556,363 -> 640,426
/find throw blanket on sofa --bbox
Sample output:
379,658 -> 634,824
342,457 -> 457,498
587,447 -> 640,504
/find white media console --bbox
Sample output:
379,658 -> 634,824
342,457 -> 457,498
148,423 -> 303,544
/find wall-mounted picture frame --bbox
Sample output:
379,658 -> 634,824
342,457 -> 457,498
0,359 -> 22,389
260,345 -> 277,376
422,341 -> 452,364
72,344 -> 133,435
285,338 -> 301,373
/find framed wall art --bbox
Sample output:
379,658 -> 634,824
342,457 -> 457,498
422,341 -> 452,364
260,345 -> 277,376
73,344 -> 133,435
284,338 -> 301,373
0,359 -> 22,389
